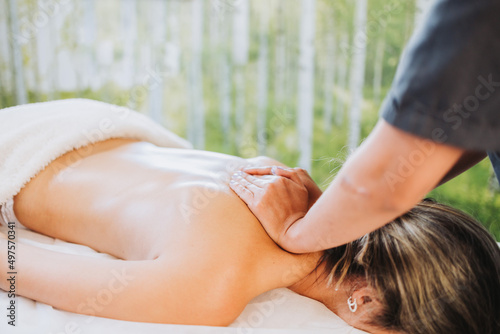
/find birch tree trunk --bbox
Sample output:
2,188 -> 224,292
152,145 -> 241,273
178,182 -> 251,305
297,0 -> 316,171
67,2 -> 83,97
208,1 -> 221,82
188,0 -> 205,149
54,3 -> 75,95
167,0 -> 180,47
0,0 -> 13,106
372,35 -> 385,105
49,7 -> 60,99
165,0 -> 180,76
65,1 -> 80,97
121,0 -> 137,89
81,0 -> 96,91
208,4 -> 231,146
347,0 -> 368,152
6,0 -> 27,104
34,0 -> 52,97
21,0 -> 37,101
323,27 -> 336,133
219,51 -> 232,148
335,31 -> 349,126
232,0 -> 249,66
162,0 -> 181,129
273,2 -> 286,105
148,0 -> 167,123
256,9 -> 270,154
218,24 -> 232,148
232,0 -> 249,145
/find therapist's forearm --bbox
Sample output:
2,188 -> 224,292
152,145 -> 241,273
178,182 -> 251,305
279,120 -> 464,253
281,173 -> 412,253
281,165 -> 414,253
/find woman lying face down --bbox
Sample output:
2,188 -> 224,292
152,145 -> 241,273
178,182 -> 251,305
0,139 -> 498,334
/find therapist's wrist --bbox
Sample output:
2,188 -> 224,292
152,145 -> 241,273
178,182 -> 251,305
279,216 -> 309,254
307,190 -> 322,210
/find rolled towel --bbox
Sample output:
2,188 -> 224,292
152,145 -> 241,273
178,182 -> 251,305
0,98 -> 192,205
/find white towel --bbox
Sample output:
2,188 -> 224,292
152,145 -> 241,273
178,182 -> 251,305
0,98 -> 192,205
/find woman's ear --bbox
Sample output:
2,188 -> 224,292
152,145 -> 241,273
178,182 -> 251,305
351,286 -> 382,318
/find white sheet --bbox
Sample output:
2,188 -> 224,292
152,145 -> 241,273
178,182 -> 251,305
0,226 -> 367,334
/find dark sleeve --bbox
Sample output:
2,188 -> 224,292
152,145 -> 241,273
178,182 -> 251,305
380,0 -> 500,151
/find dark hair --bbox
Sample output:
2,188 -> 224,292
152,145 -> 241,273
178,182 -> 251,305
320,198 -> 500,334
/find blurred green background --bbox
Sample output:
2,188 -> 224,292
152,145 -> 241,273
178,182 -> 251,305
1,0 -> 498,240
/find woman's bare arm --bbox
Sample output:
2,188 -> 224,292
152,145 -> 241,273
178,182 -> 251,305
231,119 -> 465,252
0,239 -> 164,322
0,239 -> 240,325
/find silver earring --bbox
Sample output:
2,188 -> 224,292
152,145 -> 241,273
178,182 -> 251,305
347,296 -> 357,312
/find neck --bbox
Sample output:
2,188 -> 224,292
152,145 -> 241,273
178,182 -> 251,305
287,260 -> 345,315
288,261 -> 325,299
288,263 -> 395,334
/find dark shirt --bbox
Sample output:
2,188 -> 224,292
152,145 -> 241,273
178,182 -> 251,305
380,0 -> 500,182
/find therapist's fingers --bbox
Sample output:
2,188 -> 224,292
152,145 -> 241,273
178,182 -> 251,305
232,171 -> 268,188
243,166 -> 281,175
244,166 -> 303,185
229,179 -> 254,203
231,172 -> 263,192
271,167 -> 303,184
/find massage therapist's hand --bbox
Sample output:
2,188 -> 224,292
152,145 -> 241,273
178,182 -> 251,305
229,169 -> 309,249
229,167 -> 322,249
243,166 -> 323,209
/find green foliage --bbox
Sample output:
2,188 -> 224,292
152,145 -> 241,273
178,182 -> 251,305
429,161 -> 500,240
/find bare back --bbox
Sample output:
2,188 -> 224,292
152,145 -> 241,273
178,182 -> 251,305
11,139 -> 320,324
